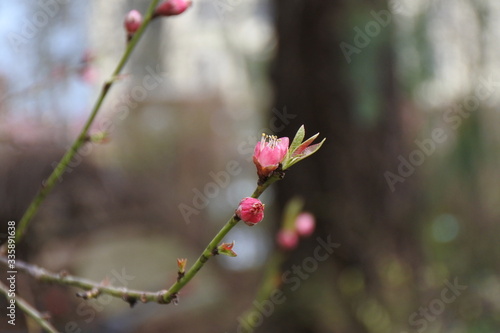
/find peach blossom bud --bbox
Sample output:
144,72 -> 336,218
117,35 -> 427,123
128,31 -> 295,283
253,134 -> 289,179
218,241 -> 237,257
295,212 -> 315,237
177,258 -> 187,274
124,10 -> 142,34
235,197 -> 265,226
277,230 -> 299,250
154,0 -> 192,17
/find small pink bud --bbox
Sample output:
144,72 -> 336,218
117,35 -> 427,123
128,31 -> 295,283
154,0 -> 192,17
295,212 -> 315,237
124,10 -> 142,35
277,230 -> 299,250
235,197 -> 265,226
253,134 -> 289,179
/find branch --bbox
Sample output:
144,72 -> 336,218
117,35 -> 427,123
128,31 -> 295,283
0,280 -> 60,333
6,126 -> 323,308
0,256 -> 169,307
160,172 -> 283,303
15,0 -> 162,243
1,173 -> 284,307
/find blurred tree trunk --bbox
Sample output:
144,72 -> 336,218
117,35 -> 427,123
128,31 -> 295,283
269,0 -> 423,331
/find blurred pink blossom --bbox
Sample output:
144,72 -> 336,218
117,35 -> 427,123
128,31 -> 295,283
295,212 -> 315,237
277,229 -> 299,250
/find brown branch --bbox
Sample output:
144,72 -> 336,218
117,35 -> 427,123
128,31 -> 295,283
0,256 -> 169,307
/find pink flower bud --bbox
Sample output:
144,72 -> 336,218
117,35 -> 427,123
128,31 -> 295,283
124,10 -> 142,34
295,212 -> 315,237
154,0 -> 192,17
277,229 -> 299,250
235,197 -> 265,226
253,134 -> 289,179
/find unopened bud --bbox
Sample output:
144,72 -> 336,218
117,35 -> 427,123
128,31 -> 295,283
177,258 -> 187,274
124,10 -> 142,35
218,242 -> 237,257
235,197 -> 265,226
154,0 -> 192,17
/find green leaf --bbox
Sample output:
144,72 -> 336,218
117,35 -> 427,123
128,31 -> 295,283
300,138 -> 326,157
293,133 -> 320,156
288,125 -> 305,156
285,138 -> 326,169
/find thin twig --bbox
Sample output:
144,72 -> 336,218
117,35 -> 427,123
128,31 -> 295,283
15,0 -> 162,243
160,172 -> 283,303
2,173 -> 284,307
0,280 -> 60,333
0,256 -> 169,306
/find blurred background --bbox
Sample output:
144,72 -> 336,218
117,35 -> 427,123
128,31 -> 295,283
1,0 -> 500,332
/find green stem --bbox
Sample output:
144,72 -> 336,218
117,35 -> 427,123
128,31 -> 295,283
251,172 -> 282,198
0,280 -> 60,333
162,174 -> 281,303
162,215 -> 240,303
2,174 -> 285,307
15,0 -> 161,243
